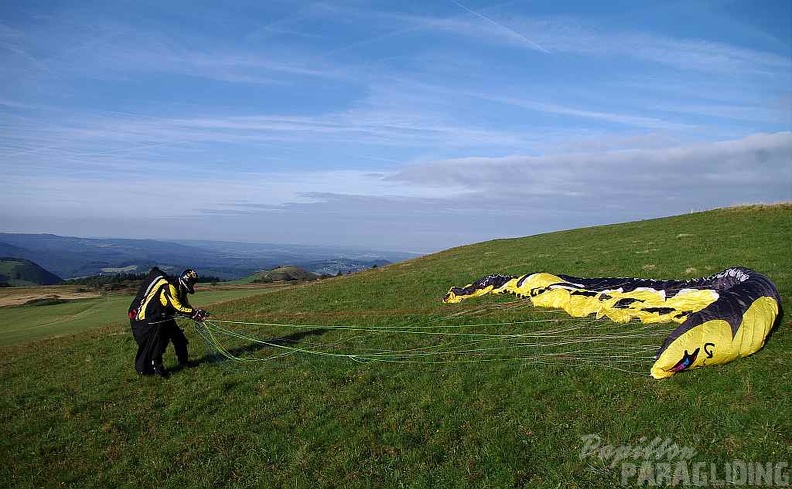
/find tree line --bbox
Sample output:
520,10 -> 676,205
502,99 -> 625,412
65,272 -> 225,291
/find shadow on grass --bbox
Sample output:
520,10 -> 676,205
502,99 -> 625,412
180,328 -> 329,371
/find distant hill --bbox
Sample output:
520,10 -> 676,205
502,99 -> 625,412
0,234 -> 419,280
0,258 -> 64,286
302,258 -> 391,276
243,266 -> 320,284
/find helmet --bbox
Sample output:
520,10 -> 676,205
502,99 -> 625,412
179,269 -> 199,294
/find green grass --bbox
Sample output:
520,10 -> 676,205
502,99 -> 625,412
1,205 -> 790,488
0,287 -> 283,346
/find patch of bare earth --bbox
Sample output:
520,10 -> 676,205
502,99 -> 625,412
0,286 -> 102,307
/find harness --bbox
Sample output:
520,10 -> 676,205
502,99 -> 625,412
128,269 -> 168,322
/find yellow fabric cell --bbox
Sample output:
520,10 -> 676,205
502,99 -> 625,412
663,289 -> 719,314
735,296 -> 778,356
566,294 -> 602,318
512,273 -> 565,293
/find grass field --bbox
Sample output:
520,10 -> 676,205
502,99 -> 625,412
1,205 -> 790,488
0,285 -> 286,346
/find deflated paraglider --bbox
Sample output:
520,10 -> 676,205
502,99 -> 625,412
443,267 -> 781,379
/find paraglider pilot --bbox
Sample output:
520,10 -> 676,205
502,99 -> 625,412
128,268 -> 210,378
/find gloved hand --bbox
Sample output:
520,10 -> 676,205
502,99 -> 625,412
191,309 -> 210,321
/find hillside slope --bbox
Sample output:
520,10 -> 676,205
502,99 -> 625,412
0,258 -> 63,286
1,204 -> 790,488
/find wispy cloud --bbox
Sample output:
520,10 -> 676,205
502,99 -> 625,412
1,16 -> 345,87
467,92 -> 696,130
499,16 -> 792,75
0,95 -> 545,174
448,0 -> 551,54
387,10 -> 791,75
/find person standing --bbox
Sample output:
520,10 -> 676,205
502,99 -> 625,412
128,268 -> 209,377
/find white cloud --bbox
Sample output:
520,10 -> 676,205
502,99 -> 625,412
389,132 -> 792,202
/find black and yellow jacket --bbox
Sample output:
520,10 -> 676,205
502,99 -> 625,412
131,270 -> 195,324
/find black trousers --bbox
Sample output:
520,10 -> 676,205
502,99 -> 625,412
131,319 -> 189,374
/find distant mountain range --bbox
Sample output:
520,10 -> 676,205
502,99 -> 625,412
0,233 -> 420,280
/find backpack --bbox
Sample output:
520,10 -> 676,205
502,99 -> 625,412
128,267 -> 167,321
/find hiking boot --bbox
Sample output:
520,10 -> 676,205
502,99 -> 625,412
178,359 -> 198,369
152,365 -> 170,378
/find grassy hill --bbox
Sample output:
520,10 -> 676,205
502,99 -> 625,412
1,205 -> 790,488
0,257 -> 63,286
238,266 -> 320,284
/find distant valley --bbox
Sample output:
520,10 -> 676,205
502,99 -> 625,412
0,233 -> 420,281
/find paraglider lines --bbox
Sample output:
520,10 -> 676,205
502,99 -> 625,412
190,314 -> 669,375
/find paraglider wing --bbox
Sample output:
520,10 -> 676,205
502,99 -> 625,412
650,268 -> 780,379
443,267 -> 781,378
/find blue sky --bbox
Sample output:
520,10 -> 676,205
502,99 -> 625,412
1,0 -> 790,253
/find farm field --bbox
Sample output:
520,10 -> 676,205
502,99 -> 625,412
1,205 -> 790,488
